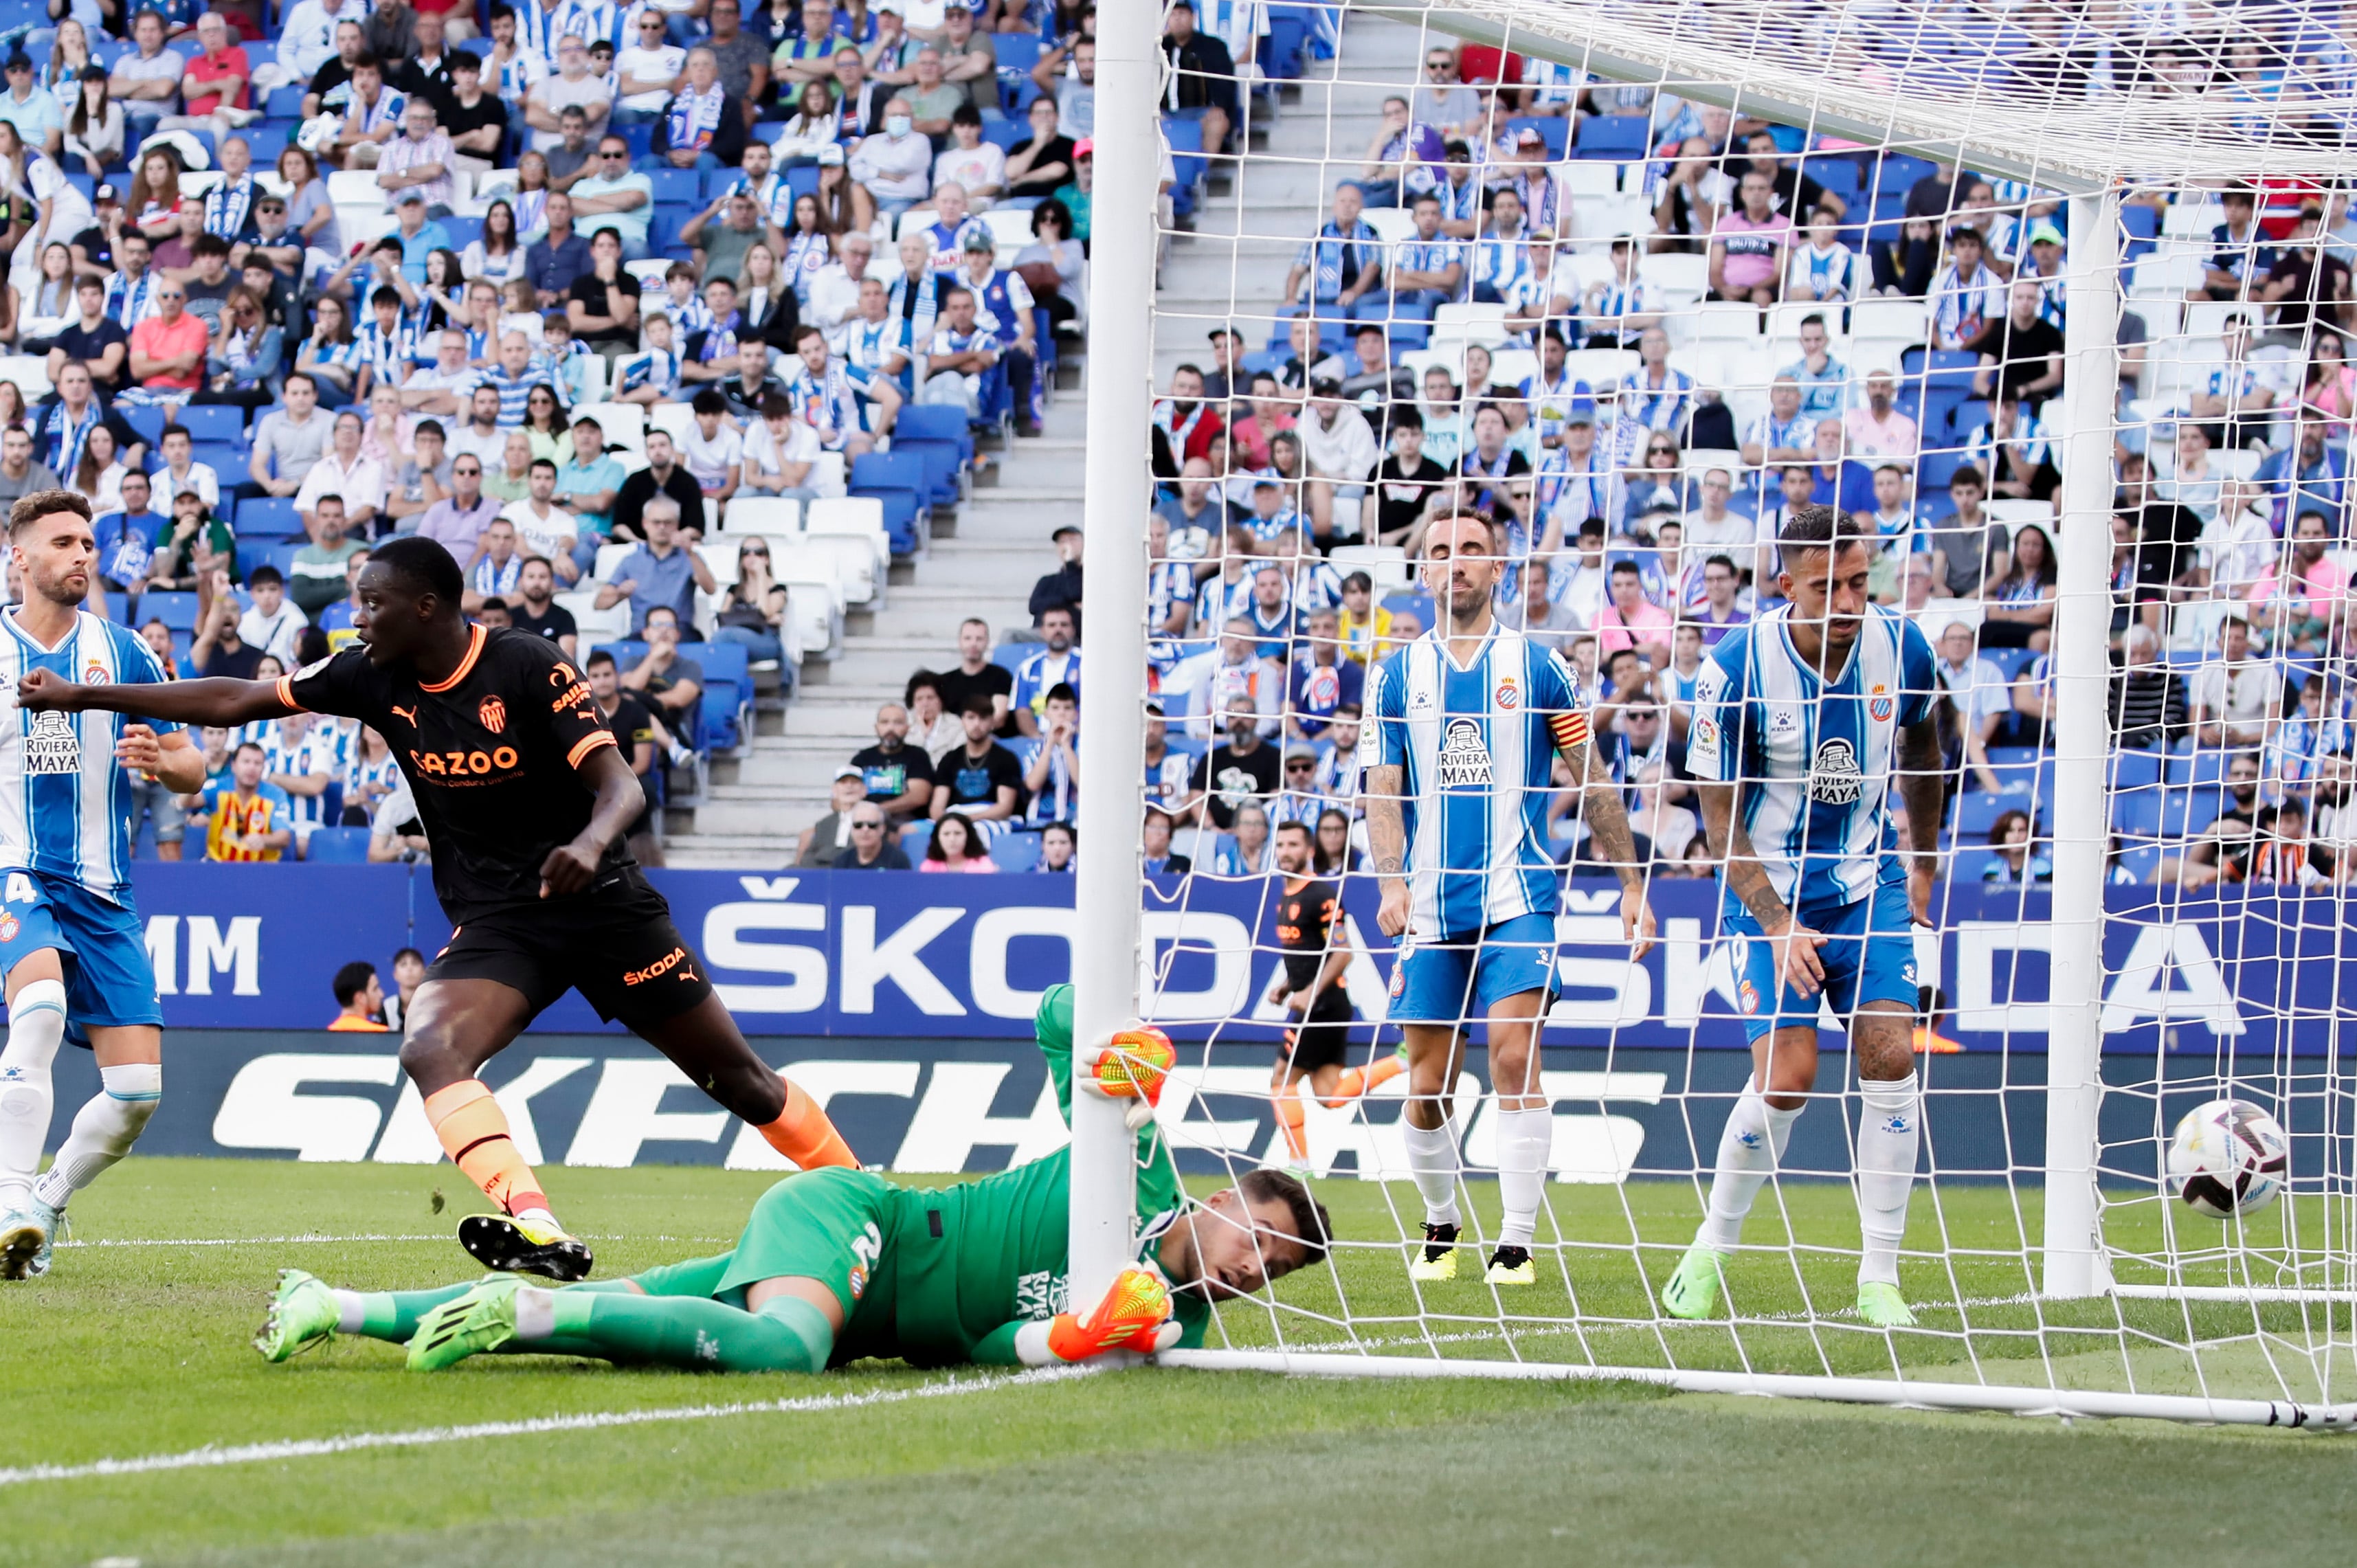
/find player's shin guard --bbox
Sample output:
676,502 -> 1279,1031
30,1063 -> 159,1210
1855,1073 -> 1922,1288
1493,1106 -> 1552,1249
1697,1080 -> 1804,1251
1400,1118 -> 1462,1228
754,1075 -> 858,1170
0,978 -> 67,1203
424,1079 -> 552,1220
523,1288 -> 834,1371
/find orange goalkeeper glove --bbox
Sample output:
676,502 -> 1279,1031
1038,1267 -> 1179,1363
1084,1026 -> 1175,1130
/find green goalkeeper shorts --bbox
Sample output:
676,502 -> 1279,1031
715,1166 -> 901,1319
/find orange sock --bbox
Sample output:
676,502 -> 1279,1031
423,1079 -> 549,1217
1326,1053 -> 1407,1108
1273,1086 -> 1307,1161
756,1076 -> 859,1170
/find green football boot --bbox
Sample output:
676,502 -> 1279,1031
1660,1243 -> 1728,1320
407,1275 -> 524,1371
1855,1281 -> 1917,1329
256,1268 -> 342,1363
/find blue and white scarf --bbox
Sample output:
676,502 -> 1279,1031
665,84 -> 726,153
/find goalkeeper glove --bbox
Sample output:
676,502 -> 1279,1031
1018,1267 -> 1179,1366
1081,1026 -> 1176,1131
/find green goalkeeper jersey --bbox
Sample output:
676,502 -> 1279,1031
770,985 -> 1205,1367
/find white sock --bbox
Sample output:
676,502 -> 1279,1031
335,1288 -> 368,1334
513,1205 -> 560,1230
1697,1080 -> 1804,1253
30,1063 -> 160,1210
1494,1106 -> 1554,1248
1400,1119 -> 1461,1227
1855,1073 -> 1922,1288
513,1286 -> 557,1342
0,979 -> 67,1205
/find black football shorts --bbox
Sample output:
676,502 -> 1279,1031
429,867 -> 716,1027
1277,989 -> 1356,1075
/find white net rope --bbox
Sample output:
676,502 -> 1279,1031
1381,0 -> 2357,188
1119,0 -> 2357,1421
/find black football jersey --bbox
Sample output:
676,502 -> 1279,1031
280,624 -> 628,920
1273,875 -> 1341,992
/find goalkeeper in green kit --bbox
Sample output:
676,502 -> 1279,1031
256,987 -> 1332,1374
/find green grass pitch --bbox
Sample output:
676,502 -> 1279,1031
9,1158 -> 2357,1567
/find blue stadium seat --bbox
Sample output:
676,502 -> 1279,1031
647,168 -> 702,205
172,404 -> 249,444
994,831 -> 1042,872
142,590 -> 200,632
237,497 -> 304,537
188,443 -> 246,480
849,451 -> 927,552
1574,115 -> 1651,158
104,590 -> 130,624
981,117 -> 1025,153
440,215 -> 486,248
990,32 -> 1041,71
121,405 -> 168,447
992,642 -> 1028,673
305,827 -> 372,863
898,818 -> 932,860
694,639 -> 749,687
2108,749 -> 2167,794
893,403 -> 973,464
697,678 -> 744,750
263,83 -> 307,117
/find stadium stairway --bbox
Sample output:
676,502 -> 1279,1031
661,399 -> 1089,866
1152,14 -> 1423,390
658,16 -> 1405,867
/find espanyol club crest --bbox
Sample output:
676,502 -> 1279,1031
847,1263 -> 869,1300
0,914 -> 19,943
1739,980 -> 1761,1015
1868,683 -> 1894,723
83,661 -> 106,686
1306,664 -> 1341,708
1388,959 -> 1407,998
1493,675 -> 1519,710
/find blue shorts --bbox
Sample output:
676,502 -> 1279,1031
1722,882 -> 1919,1043
0,871 -> 163,1038
1387,911 -> 1558,1024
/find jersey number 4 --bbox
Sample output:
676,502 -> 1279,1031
3,874 -> 34,906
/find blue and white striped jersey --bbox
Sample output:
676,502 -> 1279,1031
0,609 -> 181,903
1363,627 -> 1590,941
1682,604 -> 1938,915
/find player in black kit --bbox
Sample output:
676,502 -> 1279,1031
1263,819 -> 1387,1172
17,537 -> 858,1281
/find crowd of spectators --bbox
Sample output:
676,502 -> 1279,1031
1097,27 -> 2354,891
22,0 -> 1125,866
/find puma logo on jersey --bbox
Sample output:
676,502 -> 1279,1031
389,704 -> 418,726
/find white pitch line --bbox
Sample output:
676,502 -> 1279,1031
0,1365 -> 1099,1488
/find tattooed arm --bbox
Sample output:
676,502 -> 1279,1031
1364,761 -> 1411,937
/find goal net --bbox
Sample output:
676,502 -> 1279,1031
1076,0 -> 2357,1424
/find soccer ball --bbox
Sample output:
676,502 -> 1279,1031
2166,1099 -> 2290,1219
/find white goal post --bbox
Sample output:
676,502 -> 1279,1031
1071,0 -> 2357,1424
